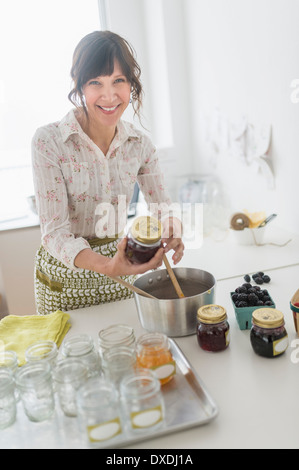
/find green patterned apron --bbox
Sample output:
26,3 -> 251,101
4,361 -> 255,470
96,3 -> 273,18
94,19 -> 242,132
34,237 -> 135,315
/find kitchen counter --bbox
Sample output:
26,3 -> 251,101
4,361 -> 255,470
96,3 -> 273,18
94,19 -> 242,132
1,227 -> 299,449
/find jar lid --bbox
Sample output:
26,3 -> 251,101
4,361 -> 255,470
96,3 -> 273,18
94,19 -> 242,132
252,308 -> 284,328
197,304 -> 227,324
131,216 -> 162,245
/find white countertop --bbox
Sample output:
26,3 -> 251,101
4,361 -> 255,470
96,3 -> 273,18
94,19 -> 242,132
1,225 -> 299,449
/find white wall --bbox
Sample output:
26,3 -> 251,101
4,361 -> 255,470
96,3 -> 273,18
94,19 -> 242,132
106,0 -> 194,199
183,0 -> 299,233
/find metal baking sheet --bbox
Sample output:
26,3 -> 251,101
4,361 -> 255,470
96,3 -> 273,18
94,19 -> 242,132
1,340 -> 218,449
104,338 -> 218,449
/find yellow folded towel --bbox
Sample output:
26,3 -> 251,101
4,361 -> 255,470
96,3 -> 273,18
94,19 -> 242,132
0,310 -> 71,366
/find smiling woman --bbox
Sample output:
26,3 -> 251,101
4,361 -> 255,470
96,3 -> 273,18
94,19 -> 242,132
31,29 -> 184,315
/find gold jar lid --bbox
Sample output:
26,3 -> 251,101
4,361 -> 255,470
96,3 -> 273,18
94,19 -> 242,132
131,216 -> 162,245
252,308 -> 284,328
197,304 -> 227,324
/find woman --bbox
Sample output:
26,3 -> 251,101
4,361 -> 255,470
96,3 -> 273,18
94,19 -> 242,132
32,30 -> 184,315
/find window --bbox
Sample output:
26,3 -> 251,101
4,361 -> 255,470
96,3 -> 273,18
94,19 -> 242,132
0,0 -> 102,221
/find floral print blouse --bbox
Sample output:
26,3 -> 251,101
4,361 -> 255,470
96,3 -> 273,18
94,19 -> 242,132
31,109 -> 172,271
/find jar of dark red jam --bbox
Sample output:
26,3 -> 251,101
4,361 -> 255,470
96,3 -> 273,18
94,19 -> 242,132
125,216 -> 162,264
197,305 -> 230,352
250,308 -> 288,358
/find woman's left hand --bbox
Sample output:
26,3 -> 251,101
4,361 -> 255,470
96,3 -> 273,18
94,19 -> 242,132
161,216 -> 184,265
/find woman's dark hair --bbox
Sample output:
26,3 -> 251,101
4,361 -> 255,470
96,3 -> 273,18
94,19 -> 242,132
68,30 -> 143,119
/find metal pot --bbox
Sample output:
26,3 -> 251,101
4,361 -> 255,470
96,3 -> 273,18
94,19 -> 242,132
133,268 -> 216,337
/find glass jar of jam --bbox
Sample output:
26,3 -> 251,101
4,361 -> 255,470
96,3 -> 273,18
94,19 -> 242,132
136,332 -> 176,385
250,308 -> 288,358
125,216 -> 162,264
197,304 -> 230,352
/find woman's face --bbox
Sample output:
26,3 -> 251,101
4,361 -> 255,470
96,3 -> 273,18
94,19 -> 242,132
82,60 -> 131,129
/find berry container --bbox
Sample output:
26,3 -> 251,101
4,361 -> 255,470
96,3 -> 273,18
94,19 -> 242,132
231,292 -> 276,330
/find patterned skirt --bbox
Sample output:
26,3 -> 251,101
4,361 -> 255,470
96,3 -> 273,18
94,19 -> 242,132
34,237 -> 136,316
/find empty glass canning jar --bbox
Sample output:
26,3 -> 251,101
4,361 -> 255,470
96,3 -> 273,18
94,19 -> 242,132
0,368 -> 16,429
98,324 -> 136,356
15,361 -> 55,422
77,378 -> 123,447
125,216 -> 162,264
62,334 -> 101,377
53,358 -> 88,417
25,340 -> 58,367
120,368 -> 164,434
0,350 -> 18,373
0,350 -> 20,401
197,304 -> 230,352
136,332 -> 176,385
102,346 -> 137,388
250,308 -> 288,358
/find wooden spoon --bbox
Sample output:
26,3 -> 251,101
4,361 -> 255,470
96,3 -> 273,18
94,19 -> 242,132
108,275 -> 157,299
163,254 -> 185,298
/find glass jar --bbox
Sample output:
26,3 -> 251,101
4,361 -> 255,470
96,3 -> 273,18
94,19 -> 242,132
15,361 -> 55,422
0,368 -> 16,429
0,350 -> 20,402
125,216 -> 162,264
53,358 -> 88,417
102,346 -> 137,389
0,350 -> 18,373
197,304 -> 230,352
98,324 -> 136,356
62,334 -> 101,378
120,368 -> 164,434
250,308 -> 288,358
25,340 -> 58,367
136,332 -> 176,385
77,378 -> 123,447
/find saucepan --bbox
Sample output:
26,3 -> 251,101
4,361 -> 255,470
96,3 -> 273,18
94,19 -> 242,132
133,267 -> 216,337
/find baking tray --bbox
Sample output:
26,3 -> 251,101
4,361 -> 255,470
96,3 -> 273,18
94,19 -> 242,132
103,338 -> 219,449
1,340 -> 218,449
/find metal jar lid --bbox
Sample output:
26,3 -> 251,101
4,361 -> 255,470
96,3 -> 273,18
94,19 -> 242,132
197,304 -> 227,324
252,308 -> 284,328
131,216 -> 162,245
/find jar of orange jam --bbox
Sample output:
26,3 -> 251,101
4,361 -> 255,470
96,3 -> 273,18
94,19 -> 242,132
136,333 -> 175,385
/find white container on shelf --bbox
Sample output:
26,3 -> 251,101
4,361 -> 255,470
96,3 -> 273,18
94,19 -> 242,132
230,226 -> 266,245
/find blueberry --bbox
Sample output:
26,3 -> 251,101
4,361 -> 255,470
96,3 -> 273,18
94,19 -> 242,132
248,293 -> 259,305
244,274 -> 251,282
255,277 -> 264,285
238,293 -> 248,302
238,286 -> 247,293
242,283 -> 252,290
262,275 -> 271,283
238,301 -> 248,308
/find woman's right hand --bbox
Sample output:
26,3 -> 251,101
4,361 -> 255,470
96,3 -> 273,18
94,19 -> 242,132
102,237 -> 165,277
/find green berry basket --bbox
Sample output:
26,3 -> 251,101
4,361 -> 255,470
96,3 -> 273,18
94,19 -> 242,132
230,292 -> 276,330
